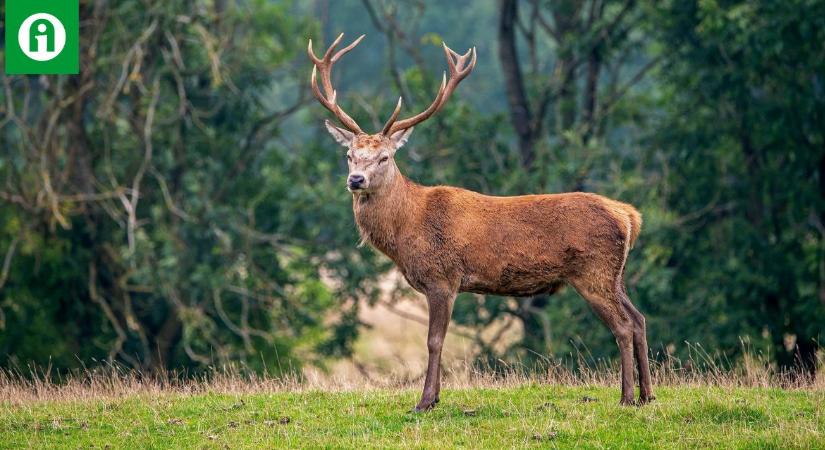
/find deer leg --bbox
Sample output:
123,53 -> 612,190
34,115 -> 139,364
574,285 -> 636,405
599,302 -> 636,406
413,288 -> 455,412
620,291 -> 655,403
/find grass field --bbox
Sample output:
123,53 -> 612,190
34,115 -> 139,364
2,382 -> 823,449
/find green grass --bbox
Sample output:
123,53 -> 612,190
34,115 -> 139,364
1,385 -> 822,449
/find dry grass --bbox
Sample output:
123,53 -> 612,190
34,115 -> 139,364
2,347 -> 821,406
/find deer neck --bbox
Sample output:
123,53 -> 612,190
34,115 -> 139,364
352,169 -> 419,258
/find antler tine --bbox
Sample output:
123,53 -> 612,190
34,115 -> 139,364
308,33 -> 364,134
384,42 -> 476,135
381,97 -> 404,135
444,44 -> 476,79
432,44 -> 476,112
384,73 -> 448,135
307,38 -> 323,65
332,34 -> 365,62
324,33 -> 345,60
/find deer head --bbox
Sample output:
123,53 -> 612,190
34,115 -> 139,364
308,33 -> 476,193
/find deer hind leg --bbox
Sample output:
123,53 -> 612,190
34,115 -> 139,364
572,280 -> 636,405
619,287 -> 655,403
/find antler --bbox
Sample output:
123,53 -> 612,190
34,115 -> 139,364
382,43 -> 477,136
308,33 -> 365,134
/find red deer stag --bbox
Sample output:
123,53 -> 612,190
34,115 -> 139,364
308,34 -> 653,410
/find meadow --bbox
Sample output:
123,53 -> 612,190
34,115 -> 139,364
2,367 -> 822,449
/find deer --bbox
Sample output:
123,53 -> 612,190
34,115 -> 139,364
308,33 -> 654,411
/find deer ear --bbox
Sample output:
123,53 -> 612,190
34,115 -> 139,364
390,127 -> 414,150
324,120 -> 354,147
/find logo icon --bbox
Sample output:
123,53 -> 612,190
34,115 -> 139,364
18,14 -> 67,62
4,0 -> 79,75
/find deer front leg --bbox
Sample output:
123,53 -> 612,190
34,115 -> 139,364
413,288 -> 456,412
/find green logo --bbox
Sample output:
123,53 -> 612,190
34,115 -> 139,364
4,0 -> 79,74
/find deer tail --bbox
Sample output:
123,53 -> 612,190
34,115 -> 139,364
601,198 -> 643,249
625,205 -> 642,249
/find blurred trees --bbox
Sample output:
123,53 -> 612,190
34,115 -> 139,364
648,0 -> 825,373
0,0 -> 822,376
0,0 -> 384,373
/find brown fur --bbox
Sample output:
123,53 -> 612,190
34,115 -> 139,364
356,183 -> 634,298
345,156 -> 654,409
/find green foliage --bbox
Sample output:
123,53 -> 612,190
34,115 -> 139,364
1,0 -> 823,376
644,0 -> 825,368
0,1 -> 378,374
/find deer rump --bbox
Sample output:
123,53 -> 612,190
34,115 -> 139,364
388,188 -> 642,298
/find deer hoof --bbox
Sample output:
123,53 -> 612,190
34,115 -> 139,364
412,395 -> 439,412
619,397 -> 638,407
639,394 -> 656,405
411,403 -> 434,413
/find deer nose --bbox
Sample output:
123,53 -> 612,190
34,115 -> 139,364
348,174 -> 366,188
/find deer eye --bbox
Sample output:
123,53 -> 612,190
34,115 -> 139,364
346,155 -> 352,162
379,156 -> 389,164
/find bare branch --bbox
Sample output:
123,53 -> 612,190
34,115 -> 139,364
123,78 -> 160,256
0,235 -> 21,292
88,262 -> 140,368
579,55 -> 662,137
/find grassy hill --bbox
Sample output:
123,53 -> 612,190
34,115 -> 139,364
2,383 -> 822,448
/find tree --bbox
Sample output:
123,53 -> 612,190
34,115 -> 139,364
649,0 -> 825,375
0,0 -> 378,374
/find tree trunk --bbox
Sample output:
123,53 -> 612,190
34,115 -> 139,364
552,0 -> 580,133
519,294 -> 551,363
498,0 -> 535,167
153,307 -> 182,371
583,45 -> 601,141
794,337 -> 819,380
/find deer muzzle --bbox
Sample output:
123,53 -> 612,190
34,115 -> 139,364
347,173 -> 367,191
